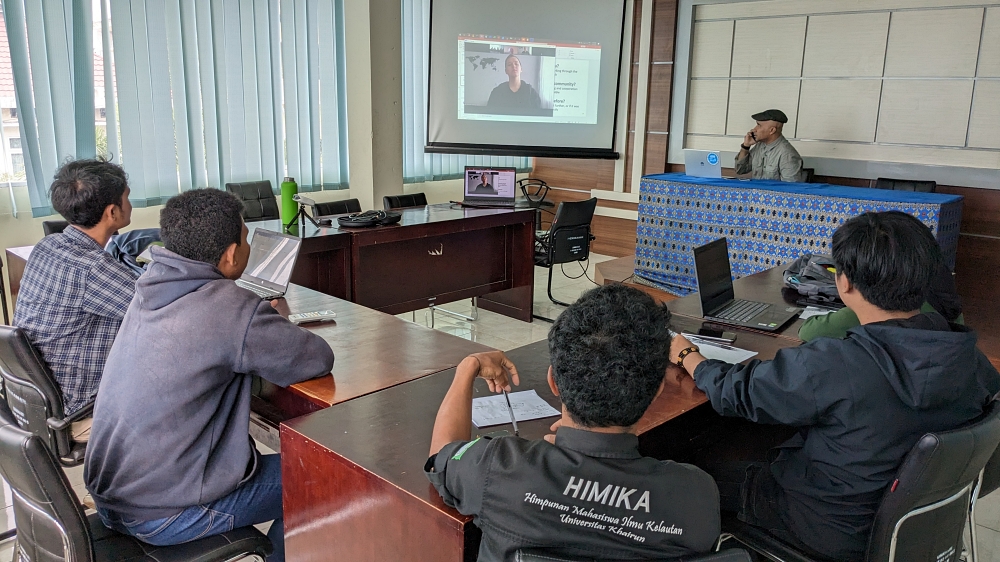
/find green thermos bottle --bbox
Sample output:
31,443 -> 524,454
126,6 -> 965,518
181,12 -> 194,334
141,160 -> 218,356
280,177 -> 298,227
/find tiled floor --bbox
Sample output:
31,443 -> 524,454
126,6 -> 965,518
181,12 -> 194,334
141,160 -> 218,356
3,253 -> 999,559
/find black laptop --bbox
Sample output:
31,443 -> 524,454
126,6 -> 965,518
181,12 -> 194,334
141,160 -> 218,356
692,238 -> 801,332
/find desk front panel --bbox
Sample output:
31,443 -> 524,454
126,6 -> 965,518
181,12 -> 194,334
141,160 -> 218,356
281,320 -> 797,561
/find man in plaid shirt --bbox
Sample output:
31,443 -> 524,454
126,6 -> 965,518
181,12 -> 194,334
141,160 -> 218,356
14,159 -> 138,441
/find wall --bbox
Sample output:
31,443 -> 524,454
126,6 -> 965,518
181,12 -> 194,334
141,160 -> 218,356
673,0 -> 1000,188
531,0 -> 679,257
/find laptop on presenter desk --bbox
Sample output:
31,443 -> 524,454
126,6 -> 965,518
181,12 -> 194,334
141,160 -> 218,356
683,149 -> 722,179
235,229 -> 302,300
463,166 -> 517,207
692,238 -> 800,332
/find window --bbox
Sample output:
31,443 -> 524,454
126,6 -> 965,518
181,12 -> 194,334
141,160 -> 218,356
9,138 -> 20,150
8,108 -> 16,119
11,153 -> 25,176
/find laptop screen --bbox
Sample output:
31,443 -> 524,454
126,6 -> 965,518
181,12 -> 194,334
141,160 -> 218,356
243,229 -> 301,291
693,238 -> 736,316
464,167 -> 517,200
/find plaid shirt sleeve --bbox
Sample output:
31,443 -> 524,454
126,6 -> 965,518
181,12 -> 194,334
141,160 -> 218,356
81,254 -> 140,318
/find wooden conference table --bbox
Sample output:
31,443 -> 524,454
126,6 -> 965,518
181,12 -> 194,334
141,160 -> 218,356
279,310 -> 798,561
251,202 -> 536,322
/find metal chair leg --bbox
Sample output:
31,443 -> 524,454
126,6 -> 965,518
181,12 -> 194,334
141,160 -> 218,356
546,266 -> 571,307
968,468 -> 985,562
428,297 -> 478,323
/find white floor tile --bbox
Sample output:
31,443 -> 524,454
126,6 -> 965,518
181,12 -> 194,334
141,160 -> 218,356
976,490 -> 1000,533
0,540 -> 12,562
976,523 -> 1000,560
0,505 -> 12,537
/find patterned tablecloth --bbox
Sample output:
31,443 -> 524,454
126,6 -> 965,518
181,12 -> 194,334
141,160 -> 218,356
634,173 -> 963,296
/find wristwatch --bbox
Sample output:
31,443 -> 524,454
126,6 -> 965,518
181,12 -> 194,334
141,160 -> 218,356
675,346 -> 700,367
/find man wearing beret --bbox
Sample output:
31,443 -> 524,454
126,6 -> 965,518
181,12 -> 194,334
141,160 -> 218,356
734,109 -> 806,182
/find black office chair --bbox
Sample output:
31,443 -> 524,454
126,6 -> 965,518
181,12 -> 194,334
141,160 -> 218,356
874,178 -> 937,193
42,220 -> 69,236
515,548 -> 752,561
533,198 -> 597,321
0,325 -> 89,467
0,400 -> 272,562
720,400 -> 1000,562
313,198 -> 362,217
226,180 -> 281,222
383,192 -> 428,210
968,442 -> 1000,562
801,168 -> 815,184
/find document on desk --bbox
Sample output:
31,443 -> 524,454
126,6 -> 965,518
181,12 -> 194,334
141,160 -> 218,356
685,336 -> 758,364
472,390 -> 561,428
799,306 -> 836,320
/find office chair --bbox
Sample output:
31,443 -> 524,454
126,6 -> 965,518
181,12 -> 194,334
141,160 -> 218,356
0,325 -> 89,467
719,400 -> 1000,562
874,178 -> 937,193
383,192 -> 477,326
801,168 -> 815,183
968,443 -> 1000,562
42,220 -> 69,236
515,548 -> 751,561
313,198 -> 362,217
533,198 -> 597,322
226,180 -> 281,222
383,192 -> 428,210
0,400 -> 273,562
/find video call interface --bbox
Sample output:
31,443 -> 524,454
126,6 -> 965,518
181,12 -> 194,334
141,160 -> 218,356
245,232 -> 298,286
465,168 -> 517,198
458,34 -> 601,125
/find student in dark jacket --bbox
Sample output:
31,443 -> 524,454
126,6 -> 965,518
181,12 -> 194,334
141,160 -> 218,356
85,189 -> 334,562
426,284 -> 720,561
668,211 -> 1000,561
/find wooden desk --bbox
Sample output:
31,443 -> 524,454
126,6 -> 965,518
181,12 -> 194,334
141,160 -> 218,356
280,315 -> 796,562
597,255 -> 805,342
252,284 -> 493,428
253,204 -> 536,322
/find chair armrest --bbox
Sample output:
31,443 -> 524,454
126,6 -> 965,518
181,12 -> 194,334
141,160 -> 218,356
47,399 -> 96,431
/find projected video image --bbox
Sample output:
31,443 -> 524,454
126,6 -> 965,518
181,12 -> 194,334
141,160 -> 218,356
458,35 -> 601,125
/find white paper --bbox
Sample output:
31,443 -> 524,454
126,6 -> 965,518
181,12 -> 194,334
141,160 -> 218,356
685,335 -> 758,364
472,390 -> 561,428
799,306 -> 836,320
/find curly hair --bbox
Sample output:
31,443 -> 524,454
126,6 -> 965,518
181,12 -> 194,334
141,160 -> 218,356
548,284 -> 674,428
160,189 -> 245,265
49,158 -> 128,227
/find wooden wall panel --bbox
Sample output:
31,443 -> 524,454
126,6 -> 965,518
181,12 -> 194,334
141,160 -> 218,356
592,215 -> 639,257
648,65 -> 673,132
652,0 -> 678,61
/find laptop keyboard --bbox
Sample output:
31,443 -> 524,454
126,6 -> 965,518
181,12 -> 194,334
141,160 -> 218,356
236,280 -> 280,300
709,300 -> 769,324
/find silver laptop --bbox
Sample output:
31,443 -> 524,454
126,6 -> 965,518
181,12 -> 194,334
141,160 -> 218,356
463,166 -> 517,207
235,229 -> 302,300
684,149 -> 722,179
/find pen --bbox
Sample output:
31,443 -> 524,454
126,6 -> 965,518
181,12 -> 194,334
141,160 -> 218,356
503,389 -> 519,436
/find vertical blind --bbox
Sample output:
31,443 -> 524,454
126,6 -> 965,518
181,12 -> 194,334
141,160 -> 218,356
2,0 -> 96,217
109,0 -> 350,206
401,0 -> 530,183
2,0 -> 350,216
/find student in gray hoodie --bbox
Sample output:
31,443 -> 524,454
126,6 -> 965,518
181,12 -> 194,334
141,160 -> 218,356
84,189 -> 334,562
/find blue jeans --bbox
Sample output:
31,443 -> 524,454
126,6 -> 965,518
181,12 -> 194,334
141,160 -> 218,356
98,454 -> 284,561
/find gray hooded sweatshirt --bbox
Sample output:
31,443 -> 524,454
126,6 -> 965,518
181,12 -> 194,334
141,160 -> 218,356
84,246 -> 334,520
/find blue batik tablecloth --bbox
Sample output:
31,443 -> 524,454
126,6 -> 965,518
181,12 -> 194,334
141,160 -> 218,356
634,173 -> 963,296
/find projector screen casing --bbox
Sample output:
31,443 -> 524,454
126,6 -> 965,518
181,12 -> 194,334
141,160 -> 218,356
426,0 -> 627,159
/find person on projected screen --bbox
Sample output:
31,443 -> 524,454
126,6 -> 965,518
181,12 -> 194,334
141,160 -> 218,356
486,54 -> 543,113
734,109 -> 806,183
470,173 -> 497,195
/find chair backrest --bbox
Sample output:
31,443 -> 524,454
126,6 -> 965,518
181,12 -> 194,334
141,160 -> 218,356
383,193 -> 428,210
801,167 -> 815,183
979,443 -> 1000,499
225,181 -> 280,222
42,221 -> 69,236
0,326 -> 73,463
874,178 -> 937,193
545,198 -> 597,266
314,198 -> 362,216
866,400 -> 1000,561
514,548 -> 751,562
0,399 -> 94,562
